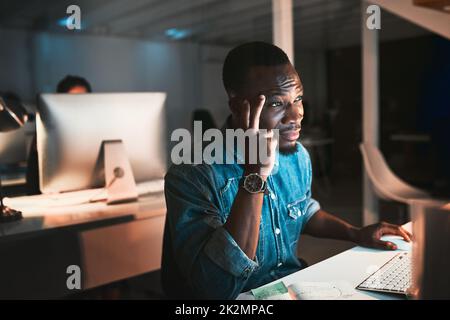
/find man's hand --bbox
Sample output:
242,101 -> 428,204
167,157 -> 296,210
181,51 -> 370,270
353,222 -> 412,250
235,95 -> 277,177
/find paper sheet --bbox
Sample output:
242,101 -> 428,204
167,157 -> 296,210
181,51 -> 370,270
251,280 -> 356,300
288,281 -> 356,300
251,282 -> 291,300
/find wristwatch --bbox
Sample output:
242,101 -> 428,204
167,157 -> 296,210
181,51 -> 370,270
242,173 -> 267,194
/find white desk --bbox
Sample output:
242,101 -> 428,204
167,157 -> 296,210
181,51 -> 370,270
0,192 -> 166,298
238,223 -> 412,300
2,191 -> 166,236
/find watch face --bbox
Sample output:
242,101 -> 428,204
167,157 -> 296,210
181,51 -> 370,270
244,173 -> 264,193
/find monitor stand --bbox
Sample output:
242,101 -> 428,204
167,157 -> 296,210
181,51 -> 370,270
103,140 -> 138,204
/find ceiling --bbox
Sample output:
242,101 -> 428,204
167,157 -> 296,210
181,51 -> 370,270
0,0 -> 430,49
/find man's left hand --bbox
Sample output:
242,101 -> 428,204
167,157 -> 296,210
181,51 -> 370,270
354,222 -> 412,250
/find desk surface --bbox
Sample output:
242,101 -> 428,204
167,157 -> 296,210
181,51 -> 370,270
1,192 -> 166,238
238,223 -> 412,300
0,192 -> 167,297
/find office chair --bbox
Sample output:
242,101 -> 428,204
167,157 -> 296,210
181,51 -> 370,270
359,142 -> 431,204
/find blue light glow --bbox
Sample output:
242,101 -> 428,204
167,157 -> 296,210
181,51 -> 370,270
165,28 -> 191,40
58,17 -> 70,27
57,17 -> 83,30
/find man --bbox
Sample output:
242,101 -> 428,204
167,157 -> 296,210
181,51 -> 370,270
56,75 -> 92,94
26,75 -> 92,195
161,42 -> 411,299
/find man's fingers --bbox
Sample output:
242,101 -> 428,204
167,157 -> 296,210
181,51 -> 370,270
372,239 -> 397,250
240,100 -> 250,129
404,229 -> 413,241
383,225 -> 412,242
259,129 -> 277,158
259,129 -> 274,140
249,95 -> 265,129
398,227 -> 412,242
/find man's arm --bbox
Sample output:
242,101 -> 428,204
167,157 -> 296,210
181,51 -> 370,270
224,95 -> 277,259
303,209 -> 412,250
164,165 -> 260,299
223,181 -> 265,260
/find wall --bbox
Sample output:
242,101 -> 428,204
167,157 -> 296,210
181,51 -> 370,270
0,29 -> 34,102
199,44 -> 231,128
0,28 -> 231,139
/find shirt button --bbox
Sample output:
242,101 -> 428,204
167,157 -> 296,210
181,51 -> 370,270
277,262 -> 283,267
275,228 -> 281,235
270,192 -> 276,200
270,270 -> 276,277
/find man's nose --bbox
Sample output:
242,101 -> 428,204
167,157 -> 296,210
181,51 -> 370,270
283,102 -> 303,124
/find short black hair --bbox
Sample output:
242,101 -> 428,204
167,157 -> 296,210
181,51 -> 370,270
222,41 -> 291,94
56,75 -> 92,93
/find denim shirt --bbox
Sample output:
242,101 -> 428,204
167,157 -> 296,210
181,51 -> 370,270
162,139 -> 321,300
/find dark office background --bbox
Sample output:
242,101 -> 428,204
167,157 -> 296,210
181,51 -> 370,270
327,34 -> 450,194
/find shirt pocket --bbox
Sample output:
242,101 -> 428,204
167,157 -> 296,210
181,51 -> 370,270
286,195 -> 308,220
285,195 -> 307,251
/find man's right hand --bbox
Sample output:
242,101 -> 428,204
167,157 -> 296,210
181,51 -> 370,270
225,95 -> 277,260
235,95 -> 278,177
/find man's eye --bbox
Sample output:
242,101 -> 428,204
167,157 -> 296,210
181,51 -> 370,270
269,101 -> 283,108
294,96 -> 303,103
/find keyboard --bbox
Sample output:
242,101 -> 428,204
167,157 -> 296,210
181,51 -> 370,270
356,252 -> 411,295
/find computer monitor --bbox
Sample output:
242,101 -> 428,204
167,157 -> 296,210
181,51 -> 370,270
37,92 -> 167,195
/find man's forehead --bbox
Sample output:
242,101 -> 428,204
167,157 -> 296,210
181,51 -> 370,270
245,64 -> 302,92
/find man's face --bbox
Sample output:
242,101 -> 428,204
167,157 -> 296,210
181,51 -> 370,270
67,85 -> 89,94
233,64 -> 304,154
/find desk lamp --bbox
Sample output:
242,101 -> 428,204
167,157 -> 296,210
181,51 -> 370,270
0,96 -> 28,223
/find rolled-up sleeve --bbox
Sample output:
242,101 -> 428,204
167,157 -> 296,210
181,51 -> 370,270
163,165 -> 258,299
303,195 -> 321,225
204,227 -> 259,278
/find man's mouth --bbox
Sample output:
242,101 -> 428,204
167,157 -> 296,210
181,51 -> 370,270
280,127 -> 301,142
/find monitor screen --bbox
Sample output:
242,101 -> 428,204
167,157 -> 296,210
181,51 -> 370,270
37,92 -> 167,194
